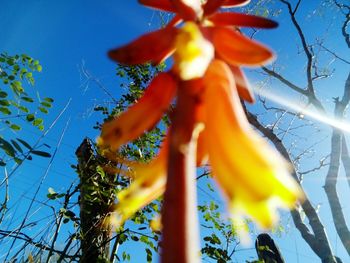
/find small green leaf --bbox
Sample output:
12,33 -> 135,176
131,236 -> 139,241
14,157 -> 23,164
16,138 -> 32,150
31,150 -> 51,158
11,81 -> 24,95
0,107 -> 11,115
40,101 -> 52,108
18,105 -> 29,113
0,100 -> 10,106
26,114 -> 35,122
33,118 -> 43,126
44,97 -> 54,103
0,138 -> 16,157
21,96 -> 34,103
0,91 -> 7,98
48,187 -> 56,195
10,124 -> 21,131
38,107 -> 48,114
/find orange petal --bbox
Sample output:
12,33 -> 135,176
212,27 -> 274,66
170,0 -> 202,21
202,0 -> 225,16
108,27 -> 177,65
111,141 -> 168,227
98,73 -> 176,150
203,60 -> 303,227
208,13 -> 278,28
196,130 -> 208,166
222,0 -> 250,7
139,0 -> 176,12
230,65 -> 254,103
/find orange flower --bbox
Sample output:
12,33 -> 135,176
109,0 -> 278,102
99,0 -> 304,262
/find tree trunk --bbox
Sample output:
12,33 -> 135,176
247,112 -> 341,263
76,138 -> 113,262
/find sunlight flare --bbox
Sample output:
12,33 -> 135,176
255,88 -> 350,133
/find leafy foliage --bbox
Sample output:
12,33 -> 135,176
0,53 -> 53,166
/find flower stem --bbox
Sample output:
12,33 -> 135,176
161,80 -> 202,263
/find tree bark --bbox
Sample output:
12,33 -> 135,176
76,138 -> 113,262
247,112 -> 341,263
324,94 -> 350,256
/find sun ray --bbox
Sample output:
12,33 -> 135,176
254,87 -> 350,134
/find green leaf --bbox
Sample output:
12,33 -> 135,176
18,105 -> 29,113
21,96 -> 34,103
0,138 -> 16,157
33,118 -> 43,126
10,124 -> 21,131
0,100 -> 10,106
48,187 -> 56,195
10,81 -> 24,95
0,107 -> 11,115
40,101 -> 52,108
31,150 -> 51,158
0,91 -> 7,98
16,138 -> 32,150
26,114 -> 35,122
131,236 -> 139,241
14,157 -> 23,164
38,107 -> 48,114
44,97 -> 54,103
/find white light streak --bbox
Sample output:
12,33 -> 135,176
254,88 -> 350,133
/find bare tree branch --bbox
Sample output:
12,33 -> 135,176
246,110 -> 341,263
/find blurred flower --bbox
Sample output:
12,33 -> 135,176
98,0 -> 304,261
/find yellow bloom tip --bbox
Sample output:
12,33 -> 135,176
150,214 -> 162,232
174,22 -> 214,80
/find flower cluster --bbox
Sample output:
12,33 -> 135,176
98,0 -> 304,261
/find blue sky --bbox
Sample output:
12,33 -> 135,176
1,0 -> 350,262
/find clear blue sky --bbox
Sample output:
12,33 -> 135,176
0,0 -> 349,262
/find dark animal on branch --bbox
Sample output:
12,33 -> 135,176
255,233 -> 285,263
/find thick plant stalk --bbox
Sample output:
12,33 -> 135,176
161,81 -> 201,263
76,139 -> 112,262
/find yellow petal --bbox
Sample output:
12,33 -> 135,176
98,73 -> 176,151
150,214 -> 162,232
203,60 -> 303,227
173,22 -> 214,80
111,141 -> 168,227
